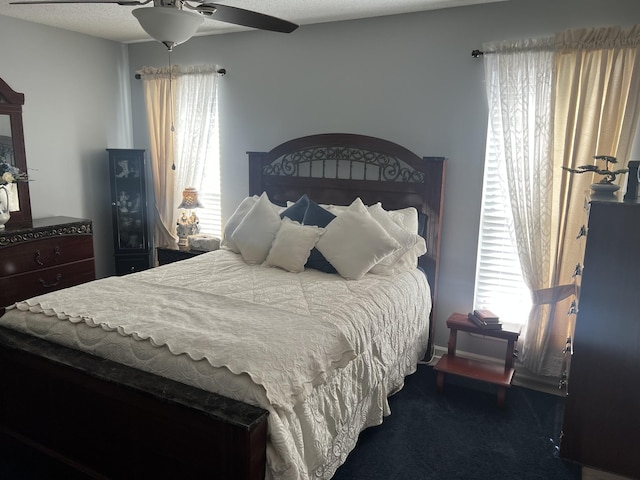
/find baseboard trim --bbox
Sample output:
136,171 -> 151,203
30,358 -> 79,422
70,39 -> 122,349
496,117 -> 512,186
426,345 -> 565,396
582,466 -> 633,480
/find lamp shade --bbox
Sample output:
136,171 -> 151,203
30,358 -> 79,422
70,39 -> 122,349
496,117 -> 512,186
178,187 -> 204,209
132,7 -> 203,50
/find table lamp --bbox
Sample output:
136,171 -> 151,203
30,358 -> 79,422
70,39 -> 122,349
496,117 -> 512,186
176,187 -> 203,247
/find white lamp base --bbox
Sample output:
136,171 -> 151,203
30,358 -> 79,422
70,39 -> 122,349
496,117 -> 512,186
177,210 -> 200,246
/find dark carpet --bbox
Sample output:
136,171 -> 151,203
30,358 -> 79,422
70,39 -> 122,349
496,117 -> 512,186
0,364 -> 581,479
332,364 -> 581,480
0,433 -> 87,479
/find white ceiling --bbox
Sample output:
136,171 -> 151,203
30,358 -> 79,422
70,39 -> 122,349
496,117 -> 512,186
0,0 -> 505,43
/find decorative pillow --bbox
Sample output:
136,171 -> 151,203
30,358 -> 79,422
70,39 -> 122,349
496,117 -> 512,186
386,205 -> 420,235
231,192 -> 282,264
302,199 -> 337,273
368,203 -> 426,275
264,218 -> 324,273
316,198 -> 401,280
220,195 -> 258,253
303,198 -> 336,226
379,203 -> 428,270
319,203 -> 351,215
417,212 -> 428,238
280,194 -> 309,222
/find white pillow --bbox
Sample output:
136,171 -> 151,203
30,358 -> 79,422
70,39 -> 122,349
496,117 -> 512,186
273,204 -> 287,215
323,201 -> 421,239
221,195 -> 258,253
387,204 -> 427,270
368,203 -> 425,275
316,198 -> 401,280
386,205 -> 420,236
264,218 -> 324,273
231,192 -> 282,264
320,203 -> 351,215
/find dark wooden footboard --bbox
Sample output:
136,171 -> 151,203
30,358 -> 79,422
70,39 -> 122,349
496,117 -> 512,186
0,327 -> 269,480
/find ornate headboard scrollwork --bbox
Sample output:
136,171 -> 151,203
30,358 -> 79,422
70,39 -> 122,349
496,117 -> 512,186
263,145 -> 426,184
248,133 -> 446,358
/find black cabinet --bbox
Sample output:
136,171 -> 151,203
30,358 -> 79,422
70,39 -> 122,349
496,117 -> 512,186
108,149 -> 151,275
156,246 -> 204,266
559,196 -> 640,478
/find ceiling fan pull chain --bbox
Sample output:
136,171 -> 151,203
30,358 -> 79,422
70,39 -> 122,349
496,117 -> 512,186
169,49 -> 176,171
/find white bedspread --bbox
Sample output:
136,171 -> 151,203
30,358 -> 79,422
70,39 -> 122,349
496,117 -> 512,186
1,249 -> 431,480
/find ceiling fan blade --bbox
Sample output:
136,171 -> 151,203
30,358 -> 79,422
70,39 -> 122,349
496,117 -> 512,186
199,3 -> 297,34
10,0 -> 143,4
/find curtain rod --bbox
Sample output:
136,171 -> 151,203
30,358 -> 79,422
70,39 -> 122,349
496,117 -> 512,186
135,68 -> 227,79
471,49 -> 492,58
472,43 -> 556,58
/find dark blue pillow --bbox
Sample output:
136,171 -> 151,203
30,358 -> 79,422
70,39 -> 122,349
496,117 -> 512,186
302,199 -> 335,227
280,194 -> 309,222
302,200 -> 337,273
418,212 -> 428,238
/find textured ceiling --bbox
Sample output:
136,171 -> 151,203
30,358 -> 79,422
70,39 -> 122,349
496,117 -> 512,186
0,0 -> 506,43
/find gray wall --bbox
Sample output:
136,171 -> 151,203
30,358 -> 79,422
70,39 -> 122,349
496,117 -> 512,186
127,0 -> 640,359
0,15 -> 132,278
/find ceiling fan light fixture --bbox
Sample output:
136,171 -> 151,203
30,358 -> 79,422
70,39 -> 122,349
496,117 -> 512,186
132,7 -> 204,50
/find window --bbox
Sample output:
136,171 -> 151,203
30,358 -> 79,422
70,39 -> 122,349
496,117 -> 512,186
474,102 -> 531,326
173,67 -> 221,239
474,41 -> 556,328
194,91 -> 221,238
476,29 -> 640,375
474,133 -> 531,325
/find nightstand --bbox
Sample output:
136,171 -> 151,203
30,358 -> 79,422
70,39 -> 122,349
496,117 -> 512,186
434,312 -> 520,407
156,246 -> 205,266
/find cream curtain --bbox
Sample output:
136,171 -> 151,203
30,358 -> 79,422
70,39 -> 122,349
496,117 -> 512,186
484,24 -> 640,377
140,64 -> 219,248
141,66 -> 178,248
540,24 -> 640,375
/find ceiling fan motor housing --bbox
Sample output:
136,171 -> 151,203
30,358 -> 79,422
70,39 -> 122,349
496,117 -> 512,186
132,6 -> 203,50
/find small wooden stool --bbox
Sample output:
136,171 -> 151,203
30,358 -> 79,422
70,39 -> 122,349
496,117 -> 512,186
434,313 -> 520,407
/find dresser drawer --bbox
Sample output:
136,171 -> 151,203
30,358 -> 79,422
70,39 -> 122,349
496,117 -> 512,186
0,259 -> 96,308
0,235 -> 94,277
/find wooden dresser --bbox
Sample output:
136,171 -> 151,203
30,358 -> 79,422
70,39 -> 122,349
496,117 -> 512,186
559,196 -> 640,478
0,217 -> 95,314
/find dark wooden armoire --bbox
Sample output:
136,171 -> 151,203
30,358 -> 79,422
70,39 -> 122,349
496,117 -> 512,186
560,195 -> 640,478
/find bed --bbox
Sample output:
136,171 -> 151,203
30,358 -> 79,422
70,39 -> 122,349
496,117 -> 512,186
0,133 -> 445,479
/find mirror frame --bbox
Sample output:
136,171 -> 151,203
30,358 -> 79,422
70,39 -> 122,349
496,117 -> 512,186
0,77 -> 32,227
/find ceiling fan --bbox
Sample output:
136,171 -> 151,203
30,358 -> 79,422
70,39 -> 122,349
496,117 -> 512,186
9,0 -> 299,50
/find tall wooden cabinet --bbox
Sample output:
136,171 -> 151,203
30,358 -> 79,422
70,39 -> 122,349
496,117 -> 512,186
107,149 -> 152,275
559,197 -> 640,478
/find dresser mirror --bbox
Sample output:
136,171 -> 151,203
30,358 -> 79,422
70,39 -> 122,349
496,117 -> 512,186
0,77 -> 32,227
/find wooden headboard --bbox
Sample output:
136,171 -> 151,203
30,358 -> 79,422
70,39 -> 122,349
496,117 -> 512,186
248,133 -> 445,357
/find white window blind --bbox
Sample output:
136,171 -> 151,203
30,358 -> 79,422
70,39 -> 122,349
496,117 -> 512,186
198,191 -> 222,237
195,105 -> 221,238
474,120 -> 531,325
